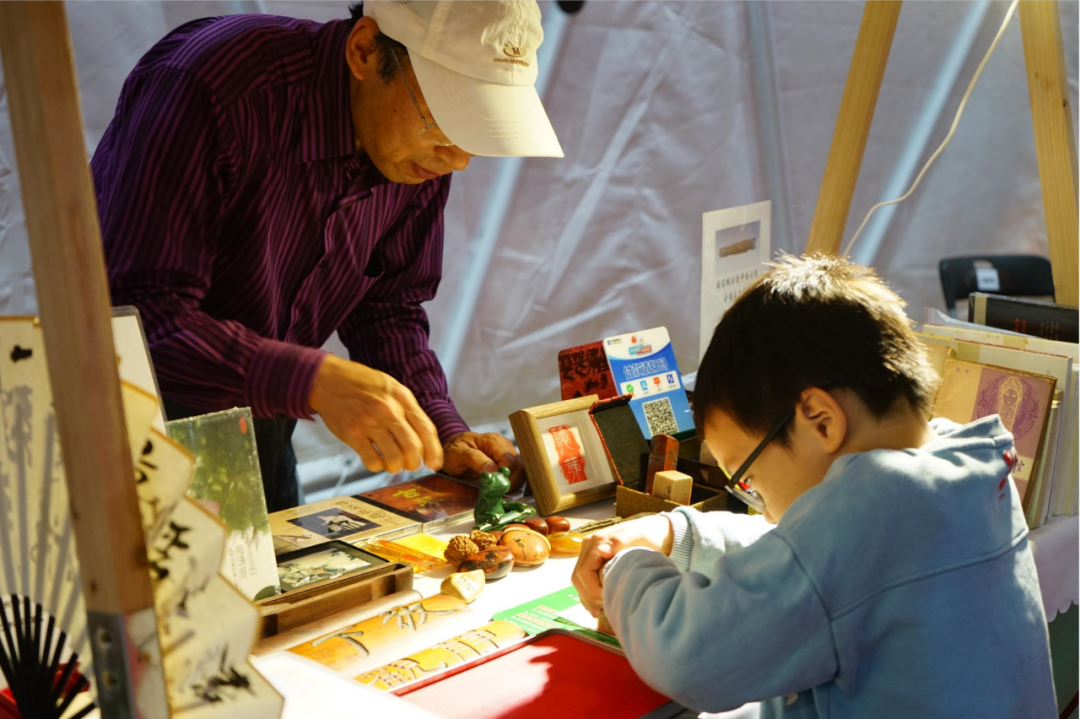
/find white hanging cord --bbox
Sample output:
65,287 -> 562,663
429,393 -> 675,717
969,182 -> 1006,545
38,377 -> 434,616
843,0 -> 1020,258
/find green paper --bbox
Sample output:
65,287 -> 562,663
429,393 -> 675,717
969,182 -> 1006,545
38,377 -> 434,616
492,586 -> 621,649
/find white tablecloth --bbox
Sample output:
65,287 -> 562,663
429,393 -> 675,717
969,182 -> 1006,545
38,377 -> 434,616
1029,514 -> 1079,621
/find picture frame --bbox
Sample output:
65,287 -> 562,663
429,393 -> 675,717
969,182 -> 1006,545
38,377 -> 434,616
274,540 -> 390,595
509,395 -> 617,516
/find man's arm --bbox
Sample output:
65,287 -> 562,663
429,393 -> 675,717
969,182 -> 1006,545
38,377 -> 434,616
93,67 -> 325,419
336,176 -> 467,442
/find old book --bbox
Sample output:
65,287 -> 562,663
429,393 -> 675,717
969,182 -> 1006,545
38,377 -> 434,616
969,293 -> 1079,344
932,358 -> 1056,502
270,495 -> 418,556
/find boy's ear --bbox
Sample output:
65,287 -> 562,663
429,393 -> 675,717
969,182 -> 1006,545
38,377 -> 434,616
345,17 -> 380,82
796,387 -> 847,455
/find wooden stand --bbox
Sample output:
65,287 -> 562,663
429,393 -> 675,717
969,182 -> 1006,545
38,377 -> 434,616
806,0 -> 1078,311
0,3 -> 168,716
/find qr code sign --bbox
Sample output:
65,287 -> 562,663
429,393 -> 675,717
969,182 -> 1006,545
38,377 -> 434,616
642,396 -> 679,436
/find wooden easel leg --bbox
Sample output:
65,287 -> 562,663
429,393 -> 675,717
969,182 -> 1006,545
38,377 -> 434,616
805,1 -> 903,256
1019,0 -> 1079,307
0,2 -> 169,716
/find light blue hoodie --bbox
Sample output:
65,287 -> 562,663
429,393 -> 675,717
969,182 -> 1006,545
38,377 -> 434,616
602,416 -> 1056,718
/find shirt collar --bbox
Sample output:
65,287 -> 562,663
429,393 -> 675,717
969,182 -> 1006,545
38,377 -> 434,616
297,19 -> 359,165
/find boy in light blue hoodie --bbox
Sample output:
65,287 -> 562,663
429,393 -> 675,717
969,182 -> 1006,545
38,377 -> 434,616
572,255 -> 1056,718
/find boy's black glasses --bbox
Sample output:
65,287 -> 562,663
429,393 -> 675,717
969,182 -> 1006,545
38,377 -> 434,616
722,407 -> 797,514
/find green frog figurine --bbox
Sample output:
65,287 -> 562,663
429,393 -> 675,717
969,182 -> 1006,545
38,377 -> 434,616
474,467 -> 537,532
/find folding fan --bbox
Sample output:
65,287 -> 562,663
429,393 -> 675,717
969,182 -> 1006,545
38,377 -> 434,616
1,317 -> 283,718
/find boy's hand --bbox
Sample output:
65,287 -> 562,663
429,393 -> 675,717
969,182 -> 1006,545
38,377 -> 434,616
571,515 -> 675,617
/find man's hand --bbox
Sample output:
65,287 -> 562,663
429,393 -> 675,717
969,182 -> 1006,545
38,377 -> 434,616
571,515 -> 675,617
309,355 -> 443,474
442,431 -> 524,491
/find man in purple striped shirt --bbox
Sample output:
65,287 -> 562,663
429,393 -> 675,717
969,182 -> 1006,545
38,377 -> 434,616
91,1 -> 563,510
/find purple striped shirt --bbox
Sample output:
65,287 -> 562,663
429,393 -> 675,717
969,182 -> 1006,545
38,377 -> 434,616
91,14 -> 469,442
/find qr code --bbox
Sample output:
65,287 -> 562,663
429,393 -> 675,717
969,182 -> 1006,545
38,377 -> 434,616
642,396 -> 679,436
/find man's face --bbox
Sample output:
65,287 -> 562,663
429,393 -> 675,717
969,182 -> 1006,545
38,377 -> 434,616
347,19 -> 474,184
704,408 -> 827,523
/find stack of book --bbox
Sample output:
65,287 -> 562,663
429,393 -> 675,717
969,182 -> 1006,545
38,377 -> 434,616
919,294 -> 1079,529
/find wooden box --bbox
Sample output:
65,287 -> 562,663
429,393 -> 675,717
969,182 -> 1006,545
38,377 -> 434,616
615,483 -> 728,518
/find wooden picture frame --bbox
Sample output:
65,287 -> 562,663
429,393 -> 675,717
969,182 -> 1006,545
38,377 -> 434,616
509,395 -> 617,516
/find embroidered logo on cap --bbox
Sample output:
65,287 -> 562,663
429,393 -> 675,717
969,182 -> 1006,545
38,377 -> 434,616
503,44 -> 525,58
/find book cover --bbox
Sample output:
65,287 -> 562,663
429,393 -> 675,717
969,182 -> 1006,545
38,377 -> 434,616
358,474 -> 479,525
270,495 -> 418,556
933,358 -> 1056,500
167,407 -> 281,601
970,293 -> 1079,344
557,341 -> 618,402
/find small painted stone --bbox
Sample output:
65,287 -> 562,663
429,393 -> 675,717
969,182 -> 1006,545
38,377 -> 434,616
441,569 -> 485,603
458,545 -> 515,580
524,518 -> 550,536
546,516 -> 571,533
548,531 -> 585,555
499,528 -> 551,567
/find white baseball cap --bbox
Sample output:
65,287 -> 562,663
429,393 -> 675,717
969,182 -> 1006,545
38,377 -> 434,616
364,0 -> 564,158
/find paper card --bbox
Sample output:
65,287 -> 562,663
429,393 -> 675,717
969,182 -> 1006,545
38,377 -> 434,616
602,327 -> 693,439
700,200 -> 772,360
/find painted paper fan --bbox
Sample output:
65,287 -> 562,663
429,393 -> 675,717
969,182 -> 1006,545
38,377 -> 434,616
1,317 -> 283,718
0,318 -> 95,718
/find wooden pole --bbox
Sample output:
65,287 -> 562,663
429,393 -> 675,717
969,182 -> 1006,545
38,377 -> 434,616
0,2 -> 168,716
805,1 -> 903,256
1019,0 -> 1079,307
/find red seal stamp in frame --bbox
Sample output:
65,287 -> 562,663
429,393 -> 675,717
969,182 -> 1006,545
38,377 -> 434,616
548,425 -> 588,485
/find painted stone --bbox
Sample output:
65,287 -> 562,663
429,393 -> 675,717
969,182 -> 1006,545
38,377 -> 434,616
458,546 -> 515,580
546,516 -> 571,533
524,518 -> 550,536
498,528 -> 551,567
548,531 -> 585,555
441,569 -> 485,604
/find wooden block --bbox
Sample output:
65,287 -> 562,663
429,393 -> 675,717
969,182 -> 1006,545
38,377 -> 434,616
645,434 -> 679,494
652,470 -> 693,505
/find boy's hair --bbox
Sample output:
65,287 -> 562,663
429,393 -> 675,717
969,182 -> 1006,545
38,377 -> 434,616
347,2 -> 410,83
694,254 -> 938,444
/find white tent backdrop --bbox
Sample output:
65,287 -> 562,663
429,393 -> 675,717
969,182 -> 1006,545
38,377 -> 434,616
1,1 -> 1076,484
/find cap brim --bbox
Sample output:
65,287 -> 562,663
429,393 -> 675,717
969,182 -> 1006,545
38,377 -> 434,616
410,53 -> 564,159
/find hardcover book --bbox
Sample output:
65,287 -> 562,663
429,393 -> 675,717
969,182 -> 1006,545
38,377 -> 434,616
358,474 -> 479,527
969,293 -> 1079,344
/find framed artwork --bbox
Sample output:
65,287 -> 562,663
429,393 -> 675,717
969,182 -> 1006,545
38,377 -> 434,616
275,541 -> 389,594
509,395 -> 617,515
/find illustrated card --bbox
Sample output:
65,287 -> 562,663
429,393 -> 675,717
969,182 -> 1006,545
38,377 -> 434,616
270,496 -> 417,556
